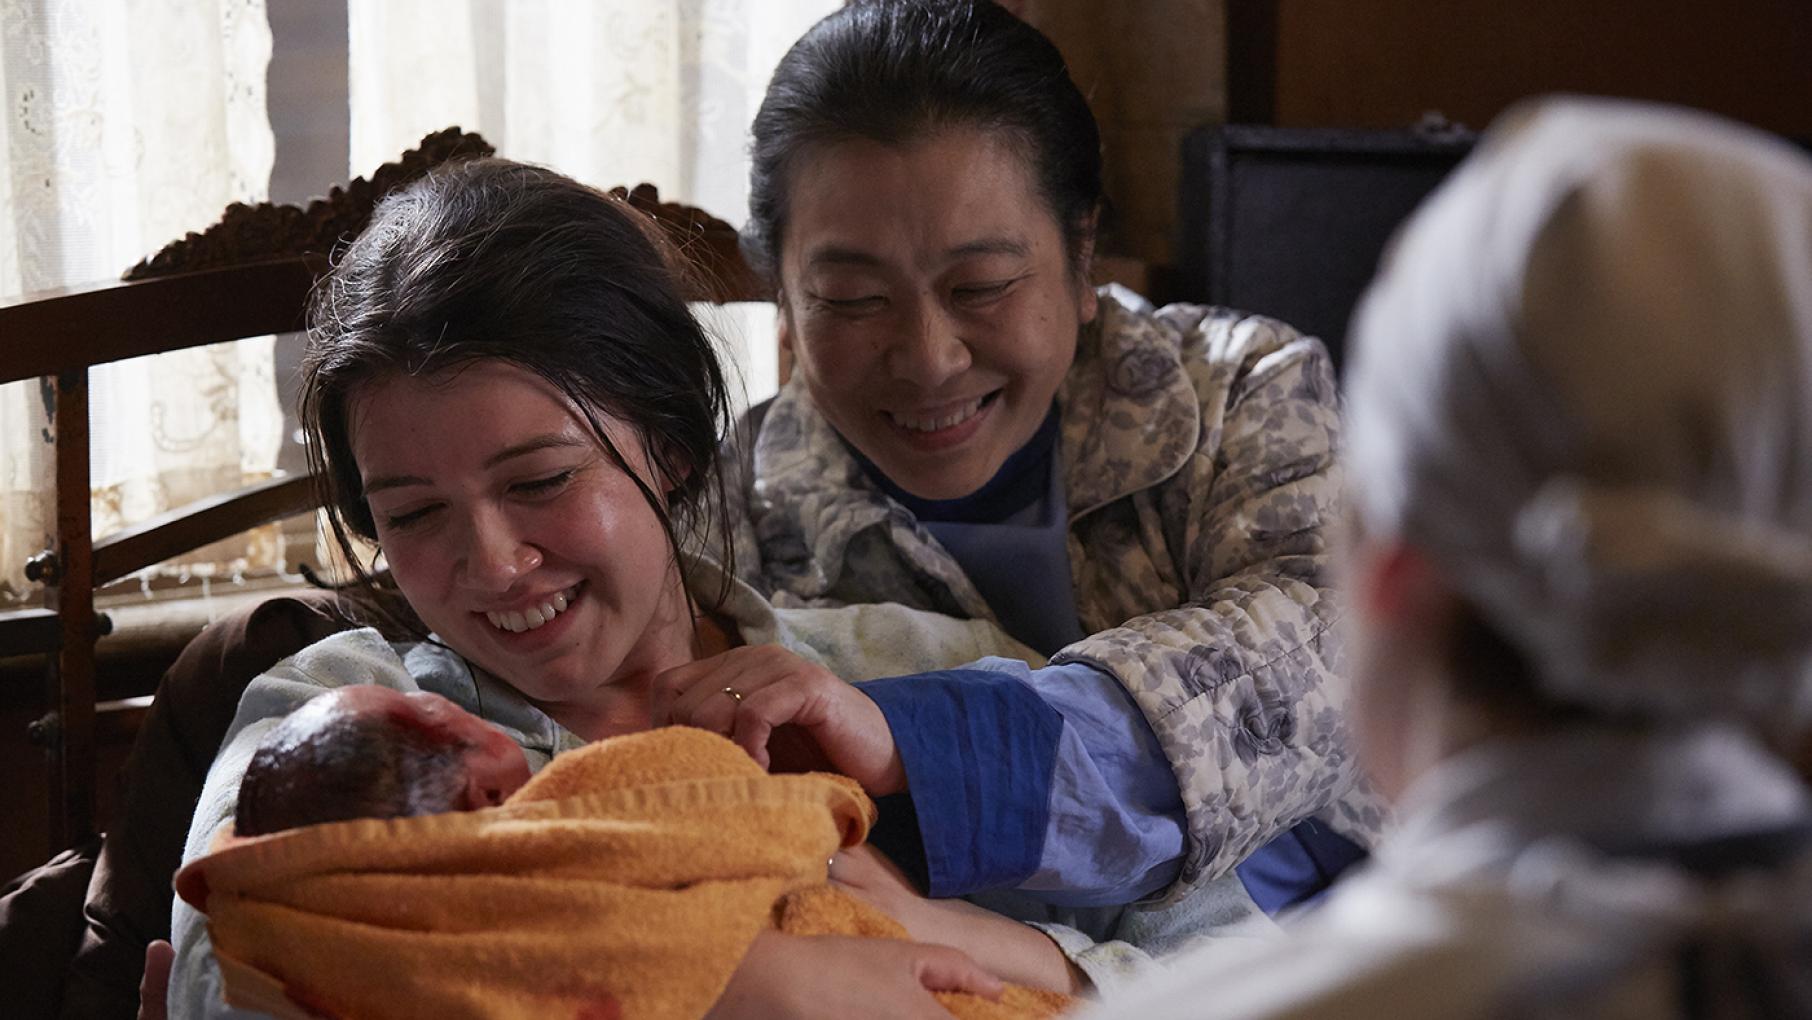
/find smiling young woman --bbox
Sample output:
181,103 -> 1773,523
166,156 -> 1105,1019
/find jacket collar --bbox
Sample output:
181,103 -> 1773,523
749,378 -> 908,599
1058,286 -> 1200,518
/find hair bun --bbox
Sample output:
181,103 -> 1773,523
1504,477 -> 1812,734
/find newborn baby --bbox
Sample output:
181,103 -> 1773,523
233,685 -> 532,836
189,687 -> 1071,1019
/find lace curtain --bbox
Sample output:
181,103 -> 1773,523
0,0 -> 284,604
0,0 -> 829,604
346,0 -> 837,412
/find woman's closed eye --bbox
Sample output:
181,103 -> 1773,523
808,291 -> 887,315
511,469 -> 577,498
510,474 -> 579,500
951,276 -> 1021,307
373,470 -> 576,532
381,502 -> 443,531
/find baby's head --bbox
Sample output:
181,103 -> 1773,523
234,685 -> 531,836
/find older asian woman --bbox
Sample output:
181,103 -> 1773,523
658,1 -> 1381,991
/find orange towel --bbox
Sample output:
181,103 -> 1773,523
177,727 -> 1072,1019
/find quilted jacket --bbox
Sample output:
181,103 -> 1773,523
728,287 -> 1386,902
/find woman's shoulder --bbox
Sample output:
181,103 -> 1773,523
1091,285 -> 1332,376
255,626 -> 467,693
692,552 -> 1043,677
229,628 -> 481,718
227,629 -> 436,728
775,600 -> 1044,680
1081,288 -> 1341,440
266,626 -> 411,679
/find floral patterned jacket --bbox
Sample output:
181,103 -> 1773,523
727,287 -> 1386,903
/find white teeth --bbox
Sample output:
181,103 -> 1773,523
889,398 -> 983,433
486,584 -> 578,634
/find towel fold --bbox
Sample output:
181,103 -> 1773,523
178,726 -> 1070,1019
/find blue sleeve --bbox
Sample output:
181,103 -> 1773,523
857,667 -> 1063,897
1021,660 -> 1186,905
1235,820 -> 1368,915
858,659 -> 1187,905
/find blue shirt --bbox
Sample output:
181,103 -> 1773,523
862,660 -> 1184,906
849,406 -> 1363,908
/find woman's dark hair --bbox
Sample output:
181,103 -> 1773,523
300,158 -> 735,621
746,0 -> 1103,279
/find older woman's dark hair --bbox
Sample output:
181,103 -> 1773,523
746,0 -> 1103,277
300,159 -> 734,615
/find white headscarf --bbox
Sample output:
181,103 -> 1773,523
1346,96 -> 1812,735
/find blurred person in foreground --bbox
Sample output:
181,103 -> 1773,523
1084,95 -> 1812,1018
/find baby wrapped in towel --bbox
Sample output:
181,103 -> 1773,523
178,686 -> 1071,1020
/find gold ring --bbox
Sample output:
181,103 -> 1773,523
722,686 -> 743,703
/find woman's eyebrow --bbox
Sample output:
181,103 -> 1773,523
806,244 -> 884,268
360,436 -> 589,497
480,434 -> 590,470
361,473 -> 429,498
945,238 -> 1028,260
805,237 -> 1028,269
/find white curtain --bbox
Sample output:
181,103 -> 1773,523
346,0 -> 837,412
0,0 -> 285,604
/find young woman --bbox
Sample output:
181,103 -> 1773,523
658,0 -> 1378,960
1091,97 -> 1812,1018
165,157 -> 1213,1020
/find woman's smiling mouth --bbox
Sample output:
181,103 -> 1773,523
883,391 -> 1000,434
483,581 -> 584,633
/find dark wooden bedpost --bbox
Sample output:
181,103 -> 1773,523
42,368 -> 98,848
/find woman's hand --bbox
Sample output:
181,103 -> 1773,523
832,846 -> 1085,996
826,844 -> 930,929
651,646 -> 906,795
706,930 -> 1001,1020
137,939 -> 173,1020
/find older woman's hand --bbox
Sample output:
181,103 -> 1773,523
707,931 -> 1001,1020
831,846 -> 1085,996
652,646 -> 906,795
